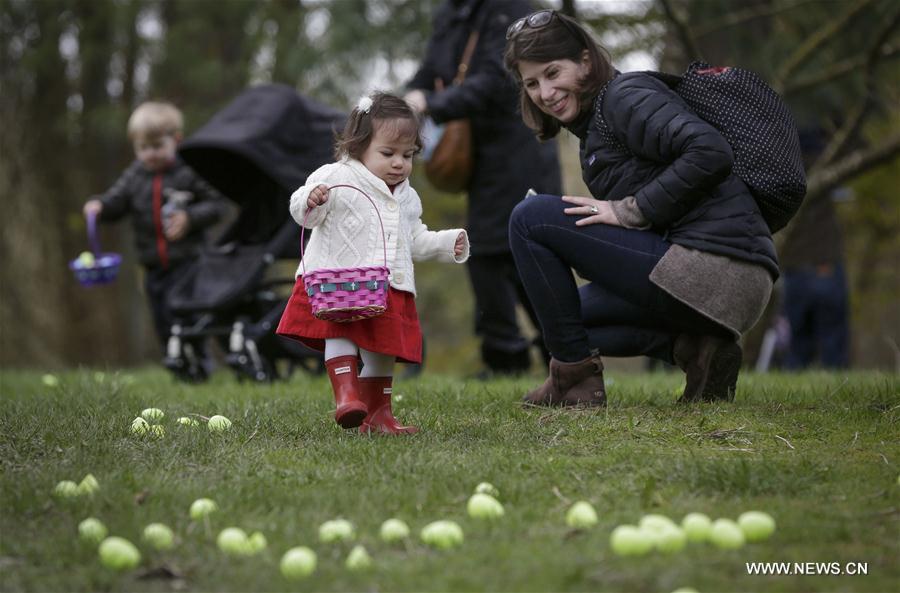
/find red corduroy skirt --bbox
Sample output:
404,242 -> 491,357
276,279 -> 423,364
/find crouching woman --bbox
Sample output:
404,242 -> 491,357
503,11 -> 777,405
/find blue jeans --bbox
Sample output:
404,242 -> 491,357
508,194 -> 729,363
783,264 -> 850,369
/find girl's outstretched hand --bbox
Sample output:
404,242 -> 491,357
307,184 -> 330,208
561,195 -> 621,227
454,232 -> 466,257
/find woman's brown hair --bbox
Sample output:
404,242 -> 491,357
503,12 -> 614,140
334,92 -> 423,160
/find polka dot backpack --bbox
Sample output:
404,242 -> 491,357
596,61 -> 806,233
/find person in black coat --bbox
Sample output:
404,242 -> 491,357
502,11 -> 777,405
780,128 -> 850,369
405,0 -> 562,376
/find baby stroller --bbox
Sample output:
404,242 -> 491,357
164,84 -> 346,382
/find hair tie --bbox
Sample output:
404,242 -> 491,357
356,96 -> 373,113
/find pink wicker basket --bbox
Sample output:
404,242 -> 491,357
300,184 -> 389,322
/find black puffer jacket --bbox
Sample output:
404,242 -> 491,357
98,157 -> 225,268
408,0 -> 561,255
578,72 -> 778,278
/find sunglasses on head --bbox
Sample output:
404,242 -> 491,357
506,10 -> 576,40
506,10 -> 556,39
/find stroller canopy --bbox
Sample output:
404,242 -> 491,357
179,84 -> 345,248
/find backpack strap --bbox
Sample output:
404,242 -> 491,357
644,70 -> 682,89
643,61 -> 719,88
592,72 -> 630,154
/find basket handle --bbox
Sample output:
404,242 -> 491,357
86,209 -> 102,256
299,184 -> 388,275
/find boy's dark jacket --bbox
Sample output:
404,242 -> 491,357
97,157 -> 225,268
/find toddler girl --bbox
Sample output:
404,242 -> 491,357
277,92 -> 469,434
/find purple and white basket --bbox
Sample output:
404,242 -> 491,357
300,184 -> 389,323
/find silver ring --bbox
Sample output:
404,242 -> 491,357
589,205 -> 599,214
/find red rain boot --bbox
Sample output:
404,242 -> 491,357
325,355 -> 367,429
358,377 -> 418,435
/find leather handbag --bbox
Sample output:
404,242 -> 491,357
424,30 -> 480,193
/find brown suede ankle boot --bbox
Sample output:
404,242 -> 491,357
522,372 -> 554,407
673,334 -> 742,402
522,355 -> 607,408
325,355 -> 368,428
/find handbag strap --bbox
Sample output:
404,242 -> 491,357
452,29 -> 480,85
299,184 -> 388,275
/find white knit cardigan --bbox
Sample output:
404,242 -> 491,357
289,158 -> 469,296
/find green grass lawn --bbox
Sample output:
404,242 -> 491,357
1,368 -> 898,593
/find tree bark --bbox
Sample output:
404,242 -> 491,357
1,1 -> 71,365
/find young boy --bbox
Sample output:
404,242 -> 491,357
83,101 -> 224,365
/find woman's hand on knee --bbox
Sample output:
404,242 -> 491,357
561,196 -> 621,227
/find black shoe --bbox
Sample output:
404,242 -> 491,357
482,344 -> 531,376
673,334 -> 741,402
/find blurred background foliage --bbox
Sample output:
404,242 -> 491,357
1,0 -> 897,373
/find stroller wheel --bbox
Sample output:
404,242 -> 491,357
252,364 -> 274,382
226,339 -> 277,382
164,358 -> 209,383
247,359 -> 275,382
163,339 -> 210,383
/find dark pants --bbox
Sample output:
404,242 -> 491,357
144,261 -> 193,349
467,253 -> 546,371
508,195 -> 729,363
783,264 -> 850,369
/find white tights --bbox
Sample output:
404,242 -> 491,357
324,338 -> 394,378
